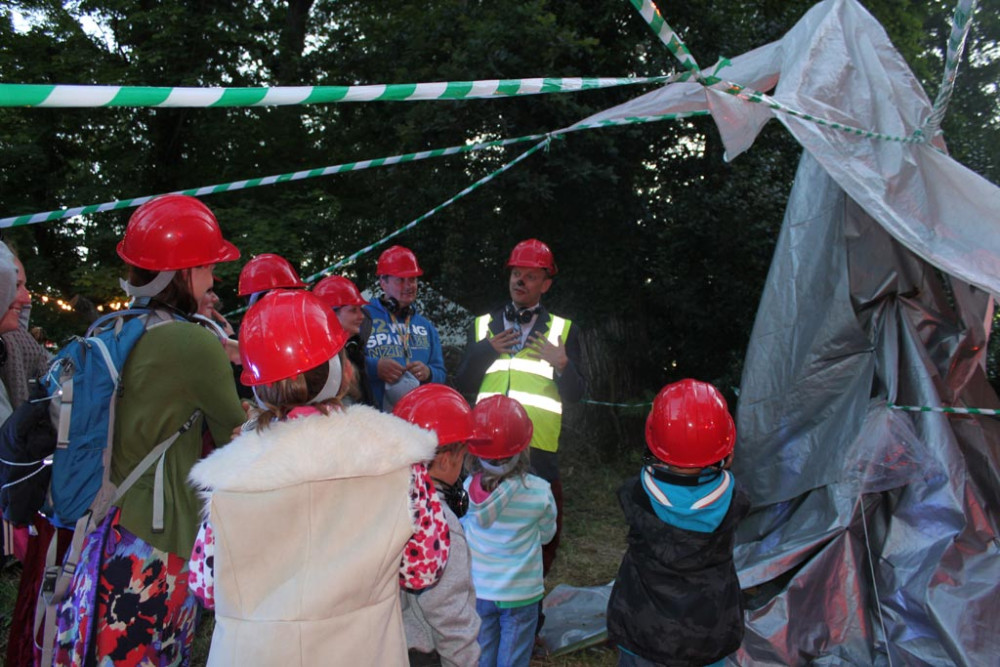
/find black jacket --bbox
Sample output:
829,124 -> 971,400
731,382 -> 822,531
607,474 -> 751,666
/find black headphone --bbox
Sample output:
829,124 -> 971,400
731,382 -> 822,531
504,303 -> 540,324
434,479 -> 470,518
642,450 -> 725,486
381,296 -> 412,319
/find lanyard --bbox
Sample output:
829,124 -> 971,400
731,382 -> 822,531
388,311 -> 413,360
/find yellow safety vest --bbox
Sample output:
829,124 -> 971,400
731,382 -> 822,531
474,312 -> 572,453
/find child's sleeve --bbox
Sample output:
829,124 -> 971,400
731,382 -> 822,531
539,484 -> 558,546
188,520 -> 217,609
399,463 -> 451,591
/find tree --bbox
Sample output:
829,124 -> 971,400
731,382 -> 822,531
2,0 -> 997,447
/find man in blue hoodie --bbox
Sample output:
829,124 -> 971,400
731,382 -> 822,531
363,245 -> 446,411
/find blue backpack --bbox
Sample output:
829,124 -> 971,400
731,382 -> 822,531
41,309 -> 201,531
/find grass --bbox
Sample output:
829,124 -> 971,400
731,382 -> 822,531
529,445 -> 631,667
1,441 -> 634,666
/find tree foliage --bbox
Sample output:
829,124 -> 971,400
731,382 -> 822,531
1,0 -> 998,448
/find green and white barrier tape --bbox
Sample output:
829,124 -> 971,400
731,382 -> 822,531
0,76 -> 672,108
223,136 -> 554,318
627,0 -> 701,73
1,110 -> 709,228
920,0 -> 979,138
303,137 -> 554,284
889,402 -> 1000,417
626,0 -> 951,146
701,77 -> 929,144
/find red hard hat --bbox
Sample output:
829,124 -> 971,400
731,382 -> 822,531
376,245 -> 423,277
393,384 -> 474,447
645,379 -> 735,468
238,253 -> 307,296
117,195 -> 240,271
312,275 -> 369,309
506,239 -> 557,276
239,290 -> 349,386
467,395 -> 533,459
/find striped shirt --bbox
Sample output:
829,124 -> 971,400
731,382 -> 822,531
461,472 -> 557,603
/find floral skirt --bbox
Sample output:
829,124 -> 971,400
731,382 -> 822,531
53,508 -> 198,667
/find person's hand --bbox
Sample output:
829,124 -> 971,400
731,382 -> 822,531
232,401 -> 259,439
377,357 -> 407,383
525,332 -> 568,374
488,328 -> 520,355
406,360 -> 432,383
222,337 -> 241,365
209,307 -> 235,337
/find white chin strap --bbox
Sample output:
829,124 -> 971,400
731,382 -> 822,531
309,355 -> 343,405
252,386 -> 269,411
119,270 -> 177,298
480,456 -> 521,475
251,355 -> 343,410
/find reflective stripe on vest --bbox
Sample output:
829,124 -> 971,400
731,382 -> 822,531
483,357 -> 554,380
473,312 -> 571,453
475,390 -> 563,415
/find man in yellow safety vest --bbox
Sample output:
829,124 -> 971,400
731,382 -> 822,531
454,239 -> 585,574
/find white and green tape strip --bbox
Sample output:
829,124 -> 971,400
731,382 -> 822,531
627,0 -> 701,73
0,111 -> 709,228
626,0 -> 965,145
0,76 -> 672,108
302,138 -> 553,284
701,77 -> 929,144
301,109 -> 712,282
920,0 -> 979,138
889,402 -> 1000,417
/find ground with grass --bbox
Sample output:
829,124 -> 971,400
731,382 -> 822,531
0,442 -> 636,666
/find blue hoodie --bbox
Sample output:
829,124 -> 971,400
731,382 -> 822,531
363,298 -> 446,409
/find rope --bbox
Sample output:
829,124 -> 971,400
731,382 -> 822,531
858,492 -> 894,666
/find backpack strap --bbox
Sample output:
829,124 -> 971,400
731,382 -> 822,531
113,409 -> 202,532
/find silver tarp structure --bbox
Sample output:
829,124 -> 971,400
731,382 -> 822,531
581,0 -> 1000,663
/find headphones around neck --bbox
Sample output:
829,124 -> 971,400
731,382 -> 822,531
504,303 -> 540,324
382,296 -> 412,319
433,479 -> 470,518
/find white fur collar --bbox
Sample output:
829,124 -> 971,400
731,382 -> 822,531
188,404 -> 436,495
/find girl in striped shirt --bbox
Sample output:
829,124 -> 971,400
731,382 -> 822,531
461,396 -> 556,667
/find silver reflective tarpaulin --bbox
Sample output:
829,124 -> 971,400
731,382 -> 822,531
734,151 -> 1000,665
577,0 -> 1000,663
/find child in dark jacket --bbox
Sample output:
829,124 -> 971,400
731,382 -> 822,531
607,379 -> 750,667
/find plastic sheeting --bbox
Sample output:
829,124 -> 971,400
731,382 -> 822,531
535,582 -> 613,657
734,151 -> 1000,665
574,0 -> 1000,663
579,0 -> 1000,299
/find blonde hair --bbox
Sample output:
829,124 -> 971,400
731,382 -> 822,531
254,350 -> 352,430
466,449 -> 531,493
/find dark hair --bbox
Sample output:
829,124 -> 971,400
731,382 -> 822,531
127,266 -> 199,315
